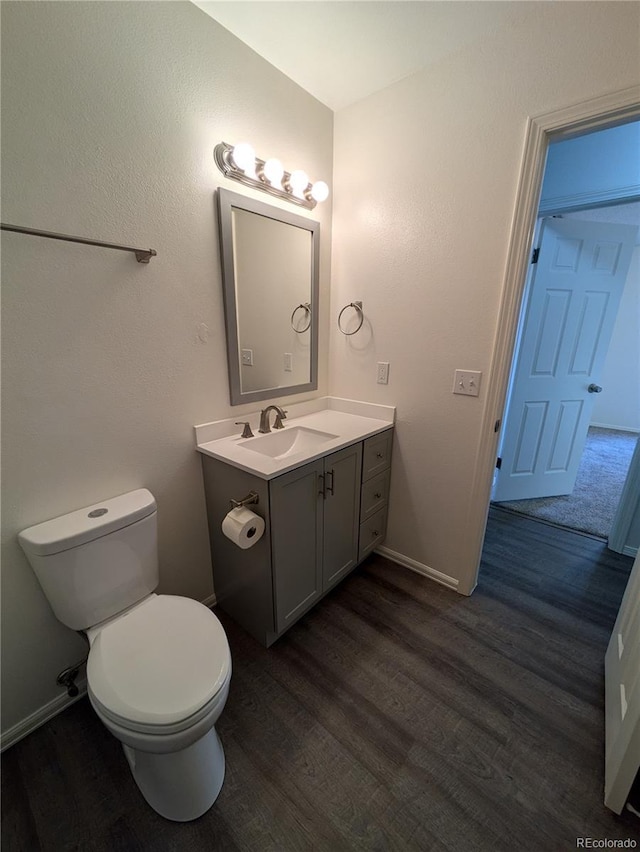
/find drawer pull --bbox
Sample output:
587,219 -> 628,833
376,452 -> 384,459
372,529 -> 379,537
373,492 -> 382,499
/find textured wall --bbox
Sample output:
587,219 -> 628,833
330,1 -> 640,592
1,1 -> 332,736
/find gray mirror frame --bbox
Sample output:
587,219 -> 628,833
217,188 -> 320,406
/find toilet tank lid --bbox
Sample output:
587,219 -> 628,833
18,489 -> 157,557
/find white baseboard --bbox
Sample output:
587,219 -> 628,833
375,546 -> 459,591
590,423 -> 640,434
1,678 -> 88,753
1,591 -> 220,752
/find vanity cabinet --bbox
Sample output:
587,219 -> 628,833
201,427 -> 393,646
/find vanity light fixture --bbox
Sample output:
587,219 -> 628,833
214,141 -> 329,210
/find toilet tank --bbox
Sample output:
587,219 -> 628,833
18,489 -> 159,631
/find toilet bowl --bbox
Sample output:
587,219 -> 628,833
86,593 -> 232,820
18,489 -> 231,822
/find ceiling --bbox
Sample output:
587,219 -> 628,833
192,1 -> 519,111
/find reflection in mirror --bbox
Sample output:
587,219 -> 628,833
217,189 -> 319,406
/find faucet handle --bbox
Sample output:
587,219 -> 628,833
235,421 -> 254,439
274,410 -> 288,429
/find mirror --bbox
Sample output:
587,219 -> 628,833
217,188 -> 319,406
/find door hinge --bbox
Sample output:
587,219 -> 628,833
531,247 -> 540,264
496,457 -> 502,470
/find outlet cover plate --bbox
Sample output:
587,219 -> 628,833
453,369 -> 481,396
377,362 -> 390,384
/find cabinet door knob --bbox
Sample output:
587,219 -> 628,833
372,530 -> 379,537
373,492 -> 382,499
376,452 -> 384,459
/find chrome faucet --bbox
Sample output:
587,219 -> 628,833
258,405 -> 287,433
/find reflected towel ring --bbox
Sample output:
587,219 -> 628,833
338,301 -> 364,335
291,302 -> 311,333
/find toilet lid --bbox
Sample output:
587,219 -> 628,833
87,595 -> 230,726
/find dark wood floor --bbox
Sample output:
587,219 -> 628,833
3,507 -> 639,851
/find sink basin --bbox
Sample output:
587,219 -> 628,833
241,426 -> 338,460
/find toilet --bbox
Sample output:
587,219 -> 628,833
18,488 -> 232,822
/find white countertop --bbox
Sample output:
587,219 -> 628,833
195,397 -> 395,480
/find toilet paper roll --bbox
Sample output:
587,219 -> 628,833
221,506 -> 265,550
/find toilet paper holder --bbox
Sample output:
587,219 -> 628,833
229,491 -> 259,510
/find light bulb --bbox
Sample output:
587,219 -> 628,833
230,142 -> 255,174
310,181 -> 329,203
263,157 -> 284,186
288,169 -> 309,197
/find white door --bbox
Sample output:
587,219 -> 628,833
494,218 -> 637,502
605,551 -> 640,813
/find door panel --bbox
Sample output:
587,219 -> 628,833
323,443 -> 362,590
270,459 -> 323,632
494,218 -> 637,502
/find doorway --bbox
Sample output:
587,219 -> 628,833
463,87 -> 640,598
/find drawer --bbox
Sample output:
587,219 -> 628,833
362,430 -> 393,481
360,469 -> 390,521
358,507 -> 387,560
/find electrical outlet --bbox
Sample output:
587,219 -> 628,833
284,352 -> 292,372
453,369 -> 482,396
241,348 -> 253,366
377,362 -> 390,384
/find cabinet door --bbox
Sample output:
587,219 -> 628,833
270,459 -> 323,633
322,443 -> 363,590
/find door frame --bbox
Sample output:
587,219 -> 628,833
462,85 -> 640,596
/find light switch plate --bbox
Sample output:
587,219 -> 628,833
453,369 -> 482,396
241,348 -> 253,366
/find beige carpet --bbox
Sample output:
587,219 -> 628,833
494,427 -> 638,538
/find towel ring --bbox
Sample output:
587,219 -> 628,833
338,301 -> 364,335
291,302 -> 311,333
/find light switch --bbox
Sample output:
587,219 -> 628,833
453,369 -> 482,396
241,348 -> 253,366
284,352 -> 292,372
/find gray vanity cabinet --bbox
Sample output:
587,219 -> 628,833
201,427 -> 392,646
270,443 -> 362,632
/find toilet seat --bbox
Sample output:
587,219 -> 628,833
87,595 -> 231,728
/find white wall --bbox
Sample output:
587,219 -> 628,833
1,1 -> 332,739
592,246 -> 640,432
330,2 -> 640,593
540,121 -> 640,214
